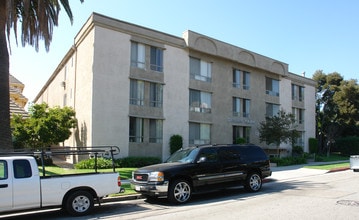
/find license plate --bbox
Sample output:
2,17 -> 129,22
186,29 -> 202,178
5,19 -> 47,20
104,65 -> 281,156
135,186 -> 141,191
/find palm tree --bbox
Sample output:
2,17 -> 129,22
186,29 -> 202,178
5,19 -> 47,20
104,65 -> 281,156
0,0 -> 82,151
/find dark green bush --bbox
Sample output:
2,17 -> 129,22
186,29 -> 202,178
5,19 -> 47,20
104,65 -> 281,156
170,134 -> 183,154
309,138 -> 318,154
116,157 -> 161,168
75,157 -> 113,169
235,137 -> 246,144
270,156 -> 307,166
333,136 -> 359,155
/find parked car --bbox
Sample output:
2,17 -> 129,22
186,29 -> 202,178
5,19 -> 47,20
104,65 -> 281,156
131,144 -> 272,204
0,147 -> 122,216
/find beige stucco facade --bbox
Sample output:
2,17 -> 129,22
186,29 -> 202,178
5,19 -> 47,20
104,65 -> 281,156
34,13 -> 316,160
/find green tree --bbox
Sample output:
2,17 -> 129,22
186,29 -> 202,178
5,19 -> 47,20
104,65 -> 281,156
258,110 -> 300,156
11,103 -> 77,149
0,0 -> 82,151
313,71 -> 359,154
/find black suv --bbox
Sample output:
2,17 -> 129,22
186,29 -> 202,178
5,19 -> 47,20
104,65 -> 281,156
131,144 -> 272,203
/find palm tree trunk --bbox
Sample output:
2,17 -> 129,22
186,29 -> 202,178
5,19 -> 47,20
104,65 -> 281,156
0,1 -> 13,151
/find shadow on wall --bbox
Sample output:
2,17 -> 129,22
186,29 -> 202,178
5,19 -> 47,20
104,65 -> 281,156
75,121 -> 87,147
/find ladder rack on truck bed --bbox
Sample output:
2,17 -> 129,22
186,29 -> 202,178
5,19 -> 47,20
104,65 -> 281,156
0,146 -> 121,176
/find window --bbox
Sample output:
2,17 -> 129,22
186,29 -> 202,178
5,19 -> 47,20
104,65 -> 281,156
189,89 -> 211,113
266,103 -> 280,117
266,77 -> 279,96
150,46 -> 163,72
243,99 -> 250,117
234,69 -> 251,90
233,98 -> 250,117
233,126 -> 251,143
299,86 -> 304,101
149,119 -> 163,143
292,84 -> 305,101
233,97 -> 241,116
243,71 -> 250,90
150,83 -> 163,107
0,160 -> 7,179
13,160 -> 32,179
233,69 -> 241,88
198,148 -> 218,163
292,108 -> 304,124
131,42 -> 145,69
130,79 -> 144,105
129,117 -> 144,142
190,57 -> 212,82
295,131 -> 305,147
189,123 -> 210,145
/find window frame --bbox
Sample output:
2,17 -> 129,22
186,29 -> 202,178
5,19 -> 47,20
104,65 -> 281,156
149,83 -> 163,107
189,122 -> 211,145
190,57 -> 212,82
130,79 -> 145,106
0,160 -> 7,180
149,119 -> 163,143
129,117 -> 144,143
150,46 -> 164,72
266,103 -> 280,117
266,77 -> 280,97
131,42 -> 145,69
189,89 -> 212,113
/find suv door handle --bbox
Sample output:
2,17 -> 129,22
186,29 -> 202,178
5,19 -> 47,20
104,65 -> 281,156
0,184 -> 8,188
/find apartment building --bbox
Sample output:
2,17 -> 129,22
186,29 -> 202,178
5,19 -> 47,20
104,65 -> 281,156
34,13 -> 316,160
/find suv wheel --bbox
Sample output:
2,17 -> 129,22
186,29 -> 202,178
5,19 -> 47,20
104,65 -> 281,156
245,173 -> 262,192
168,179 -> 192,204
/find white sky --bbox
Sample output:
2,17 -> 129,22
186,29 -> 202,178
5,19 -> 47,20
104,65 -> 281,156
9,0 -> 359,107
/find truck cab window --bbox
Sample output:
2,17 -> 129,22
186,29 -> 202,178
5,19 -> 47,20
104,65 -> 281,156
13,160 -> 32,179
0,160 -> 7,179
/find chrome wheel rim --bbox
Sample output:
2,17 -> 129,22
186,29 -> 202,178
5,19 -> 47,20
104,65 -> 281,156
72,195 -> 90,213
249,174 -> 261,191
174,182 -> 191,203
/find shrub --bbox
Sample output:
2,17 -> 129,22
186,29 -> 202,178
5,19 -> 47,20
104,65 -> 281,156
116,157 -> 161,168
308,138 -> 318,154
270,156 -> 307,166
235,137 -> 246,144
75,156 -> 162,169
75,157 -> 113,169
333,136 -> 359,155
170,135 -> 183,154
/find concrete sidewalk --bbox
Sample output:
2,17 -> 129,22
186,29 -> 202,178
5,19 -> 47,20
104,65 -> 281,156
267,160 -> 350,183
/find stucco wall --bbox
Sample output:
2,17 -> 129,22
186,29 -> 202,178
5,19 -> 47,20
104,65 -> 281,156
91,26 -> 131,156
162,45 -> 190,160
73,27 -> 95,147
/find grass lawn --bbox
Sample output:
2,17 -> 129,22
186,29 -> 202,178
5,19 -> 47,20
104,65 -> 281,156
305,162 -> 350,170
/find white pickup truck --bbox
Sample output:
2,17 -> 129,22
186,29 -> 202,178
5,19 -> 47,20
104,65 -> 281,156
0,147 -> 122,216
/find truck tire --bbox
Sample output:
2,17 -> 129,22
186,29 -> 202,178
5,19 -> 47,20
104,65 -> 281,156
65,190 -> 94,216
244,172 -> 262,192
168,179 -> 192,204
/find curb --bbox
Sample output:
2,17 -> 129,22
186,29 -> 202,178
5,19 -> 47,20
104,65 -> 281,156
327,167 -> 350,173
102,194 -> 143,203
